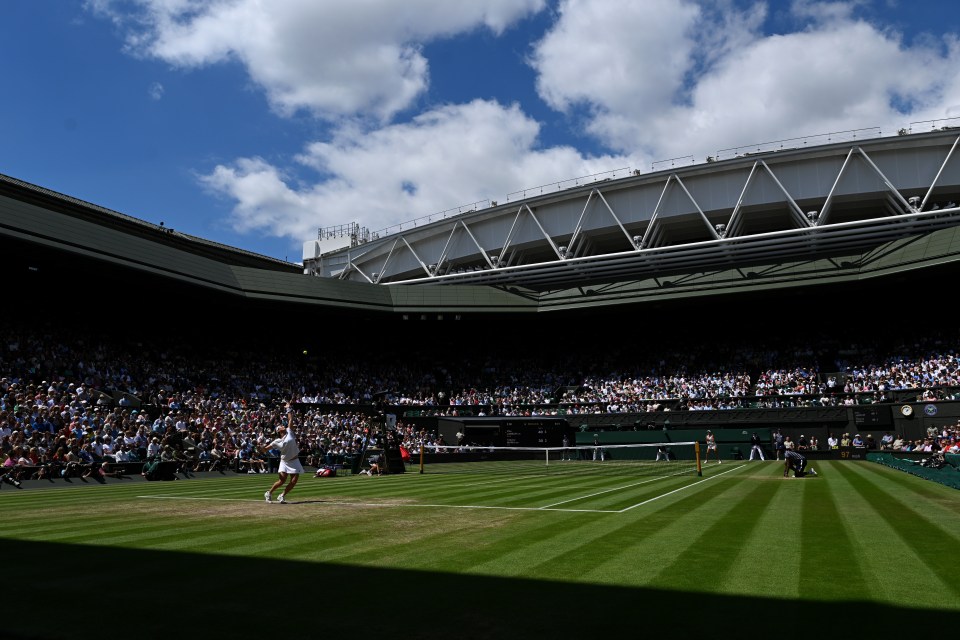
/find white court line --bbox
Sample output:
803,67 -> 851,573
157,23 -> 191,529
616,463 -> 747,512
138,495 -> 619,513
537,467 -> 695,509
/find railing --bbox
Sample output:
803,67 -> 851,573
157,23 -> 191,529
504,167 -> 631,201
714,127 -> 883,161
908,115 -> 960,133
373,199 -> 491,237
651,156 -> 695,172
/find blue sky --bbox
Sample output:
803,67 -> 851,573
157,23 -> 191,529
3,1 -> 960,263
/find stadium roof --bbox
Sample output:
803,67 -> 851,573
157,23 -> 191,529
307,129 -> 960,293
5,131 -> 960,316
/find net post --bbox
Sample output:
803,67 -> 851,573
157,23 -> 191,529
419,439 -> 425,474
695,441 -> 702,476
545,448 -> 549,466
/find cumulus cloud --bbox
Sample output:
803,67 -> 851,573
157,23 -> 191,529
532,0 -> 702,117
200,100 -> 633,240
87,0 -> 545,120
531,0 -> 960,160
88,0 -> 960,246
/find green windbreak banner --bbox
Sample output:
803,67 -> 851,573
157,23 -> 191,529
867,452 -> 960,490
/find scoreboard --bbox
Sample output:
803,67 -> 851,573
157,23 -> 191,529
502,419 -> 569,447
447,418 -> 570,447
852,405 -> 892,427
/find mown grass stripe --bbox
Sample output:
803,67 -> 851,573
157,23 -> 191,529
400,512 -> 593,574
721,471 -> 805,598
323,508 -> 517,565
841,462 -> 960,544
516,468 -> 756,583
647,474 -> 781,592
569,464 -> 776,586
817,462 -> 936,606
413,473 -> 666,507
799,466 -> 869,600
3,509 -> 198,540
831,462 -> 960,601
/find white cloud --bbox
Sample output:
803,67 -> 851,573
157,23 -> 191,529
88,0 -> 546,120
532,0 -> 702,117
200,100 -> 633,239
148,81 -> 164,100
90,0 -> 960,246
531,0 -> 960,160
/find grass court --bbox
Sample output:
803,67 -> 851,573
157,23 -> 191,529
3,459 -> 959,639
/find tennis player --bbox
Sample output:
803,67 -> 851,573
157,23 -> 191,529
264,404 -> 303,504
704,430 -> 720,464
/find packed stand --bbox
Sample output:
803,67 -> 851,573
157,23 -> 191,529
4,320 -> 960,483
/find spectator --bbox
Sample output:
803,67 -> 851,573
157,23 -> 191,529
880,432 -> 894,450
194,447 -> 213,472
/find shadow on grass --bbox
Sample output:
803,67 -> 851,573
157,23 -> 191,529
7,538 -> 956,640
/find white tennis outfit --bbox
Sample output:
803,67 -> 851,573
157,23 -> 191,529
270,428 -> 304,475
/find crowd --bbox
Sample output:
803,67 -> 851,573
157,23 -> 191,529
3,319 -> 960,485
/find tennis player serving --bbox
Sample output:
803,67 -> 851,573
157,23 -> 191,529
264,403 -> 303,504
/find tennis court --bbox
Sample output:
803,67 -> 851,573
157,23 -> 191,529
3,459 -> 959,640
140,459 -> 736,513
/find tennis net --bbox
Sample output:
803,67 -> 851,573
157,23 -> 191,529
418,442 -> 701,477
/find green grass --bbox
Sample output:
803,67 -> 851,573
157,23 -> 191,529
3,460 -> 959,639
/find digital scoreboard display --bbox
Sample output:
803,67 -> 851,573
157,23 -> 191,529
502,420 -> 568,447
852,406 -> 892,427
452,418 -> 571,447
